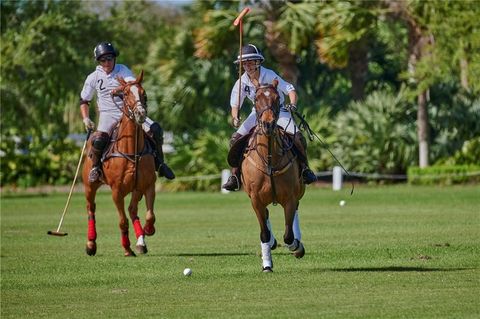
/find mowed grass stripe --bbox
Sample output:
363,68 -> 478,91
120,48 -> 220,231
1,185 -> 479,318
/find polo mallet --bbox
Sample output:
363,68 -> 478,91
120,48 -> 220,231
234,7 -> 250,113
47,129 -> 92,236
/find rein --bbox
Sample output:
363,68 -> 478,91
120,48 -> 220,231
110,91 -> 145,190
291,109 -> 355,195
251,86 -> 288,205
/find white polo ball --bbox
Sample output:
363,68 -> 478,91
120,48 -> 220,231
339,200 -> 346,206
183,268 -> 192,276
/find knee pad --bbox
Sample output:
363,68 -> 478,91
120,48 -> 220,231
91,132 -> 109,151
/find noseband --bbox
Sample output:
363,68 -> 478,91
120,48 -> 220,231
255,85 -> 280,135
112,83 -> 147,124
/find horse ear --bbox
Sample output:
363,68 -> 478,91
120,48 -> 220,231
117,76 -> 126,85
272,79 -> 278,88
137,70 -> 144,84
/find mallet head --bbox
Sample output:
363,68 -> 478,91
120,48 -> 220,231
47,231 -> 68,237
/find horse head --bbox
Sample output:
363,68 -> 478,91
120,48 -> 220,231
115,70 -> 147,124
254,79 -> 280,136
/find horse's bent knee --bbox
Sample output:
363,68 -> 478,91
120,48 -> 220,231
260,230 -> 271,244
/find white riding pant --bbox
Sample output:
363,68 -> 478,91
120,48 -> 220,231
236,109 -> 298,136
97,110 -> 153,134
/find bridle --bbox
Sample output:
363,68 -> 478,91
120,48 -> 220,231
111,82 -> 147,125
252,84 -> 289,205
255,84 -> 280,136
110,81 -> 148,190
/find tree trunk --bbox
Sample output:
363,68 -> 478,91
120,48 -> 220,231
264,20 -> 299,85
260,1 -> 300,85
385,0 -> 432,168
417,90 -> 429,167
348,39 -> 368,101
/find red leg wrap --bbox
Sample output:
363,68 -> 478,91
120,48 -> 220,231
121,232 -> 130,248
132,218 -> 144,238
88,218 -> 97,241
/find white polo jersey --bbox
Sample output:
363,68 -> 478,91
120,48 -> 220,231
230,66 -> 299,135
80,64 -> 135,114
230,66 -> 295,110
80,64 -> 153,133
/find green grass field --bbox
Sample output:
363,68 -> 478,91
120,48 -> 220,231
1,185 -> 479,318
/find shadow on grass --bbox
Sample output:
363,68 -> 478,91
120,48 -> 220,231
324,266 -> 475,272
167,252 -> 255,257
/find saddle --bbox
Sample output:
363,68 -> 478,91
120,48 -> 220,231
227,131 -> 254,167
227,127 -> 306,168
101,124 -> 156,163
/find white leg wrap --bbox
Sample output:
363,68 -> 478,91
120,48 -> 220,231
286,238 -> 299,252
261,242 -> 272,269
136,235 -> 145,247
293,211 -> 301,241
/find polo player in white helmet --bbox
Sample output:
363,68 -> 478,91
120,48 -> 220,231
222,44 -> 317,191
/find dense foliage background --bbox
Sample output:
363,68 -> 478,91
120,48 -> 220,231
1,0 -> 479,189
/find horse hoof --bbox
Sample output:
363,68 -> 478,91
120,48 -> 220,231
86,241 -> 97,256
124,249 -> 137,257
262,267 -> 273,273
271,238 -> 277,250
136,245 -> 148,254
144,225 -> 156,236
293,242 -> 305,259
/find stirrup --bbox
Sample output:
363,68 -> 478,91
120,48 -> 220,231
302,168 -> 317,184
158,163 -> 175,180
222,175 -> 240,191
88,167 -> 102,183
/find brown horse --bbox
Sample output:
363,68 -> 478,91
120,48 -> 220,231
241,80 -> 306,272
82,71 -> 157,257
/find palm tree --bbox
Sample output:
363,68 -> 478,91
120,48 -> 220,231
382,0 -> 433,168
277,0 -> 379,101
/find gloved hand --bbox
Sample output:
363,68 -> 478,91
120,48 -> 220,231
83,117 -> 95,131
111,88 -> 123,97
286,103 -> 297,112
232,117 -> 241,128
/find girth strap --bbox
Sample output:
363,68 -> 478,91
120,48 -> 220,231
244,154 -> 296,177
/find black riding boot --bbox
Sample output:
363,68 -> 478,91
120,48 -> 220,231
88,147 -> 103,183
222,167 -> 241,191
155,145 -> 175,180
150,122 -> 175,180
294,132 -> 317,185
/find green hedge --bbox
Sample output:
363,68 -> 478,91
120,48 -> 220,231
408,165 -> 480,185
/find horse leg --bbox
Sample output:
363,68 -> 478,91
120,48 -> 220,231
85,183 -> 100,256
128,191 -> 147,254
112,190 -> 135,257
265,208 -> 277,250
143,184 -> 156,236
283,201 -> 305,259
293,202 -> 302,241
252,202 -> 275,272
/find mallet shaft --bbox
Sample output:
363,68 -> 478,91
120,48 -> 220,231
51,130 -> 91,235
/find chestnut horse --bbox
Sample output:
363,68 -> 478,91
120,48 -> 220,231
241,81 -> 306,272
82,71 -> 157,257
